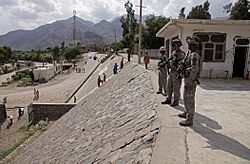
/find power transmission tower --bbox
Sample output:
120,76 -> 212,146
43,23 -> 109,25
73,10 -> 77,45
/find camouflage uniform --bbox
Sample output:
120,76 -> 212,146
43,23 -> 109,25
166,50 -> 185,104
179,36 -> 202,126
158,52 -> 169,94
183,51 -> 201,120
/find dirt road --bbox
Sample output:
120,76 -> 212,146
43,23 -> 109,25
0,52 -> 106,153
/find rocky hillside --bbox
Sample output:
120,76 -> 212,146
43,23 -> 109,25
93,20 -> 123,42
0,16 -> 123,50
11,63 -> 159,163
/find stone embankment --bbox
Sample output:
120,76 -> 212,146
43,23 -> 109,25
11,63 -> 159,163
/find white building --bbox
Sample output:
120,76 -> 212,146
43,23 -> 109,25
156,19 -> 250,79
33,63 -> 62,82
33,67 -> 55,82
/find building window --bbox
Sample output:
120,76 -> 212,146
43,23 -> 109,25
194,33 -> 226,62
236,39 -> 249,45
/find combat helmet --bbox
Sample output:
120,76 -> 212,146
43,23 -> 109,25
172,38 -> 182,46
159,46 -> 166,52
186,36 -> 200,45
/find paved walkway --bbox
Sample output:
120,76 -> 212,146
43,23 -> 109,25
121,53 -> 250,164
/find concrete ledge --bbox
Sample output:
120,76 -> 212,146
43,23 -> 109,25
28,103 -> 76,124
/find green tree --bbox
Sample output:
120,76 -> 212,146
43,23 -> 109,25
0,53 -> 4,64
187,0 -> 211,19
41,53 -> 53,63
51,46 -> 60,61
224,0 -> 250,20
143,14 -> 170,49
0,47 -> 4,63
31,54 -> 40,62
60,41 -> 65,53
120,1 -> 137,49
63,47 -> 80,62
16,63 -> 20,70
178,7 -> 186,19
2,46 -> 12,61
120,16 -> 129,37
24,53 -> 33,61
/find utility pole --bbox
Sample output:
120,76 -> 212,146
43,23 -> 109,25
137,0 -> 144,64
113,29 -> 118,54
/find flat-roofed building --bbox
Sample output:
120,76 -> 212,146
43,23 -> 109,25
156,19 -> 250,79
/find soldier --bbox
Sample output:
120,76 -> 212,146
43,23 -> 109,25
179,36 -> 202,126
162,39 -> 185,106
157,46 -> 169,95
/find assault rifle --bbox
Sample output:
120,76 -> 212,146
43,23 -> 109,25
176,51 -> 200,84
176,51 -> 189,78
157,55 -> 174,70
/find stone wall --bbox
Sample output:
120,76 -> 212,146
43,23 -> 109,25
0,104 -> 7,123
13,63 -> 158,163
28,103 -> 76,124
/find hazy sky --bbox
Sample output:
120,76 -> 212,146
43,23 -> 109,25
0,0 -> 236,35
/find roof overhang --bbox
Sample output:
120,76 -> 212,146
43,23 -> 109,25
156,20 -> 180,38
156,19 -> 250,38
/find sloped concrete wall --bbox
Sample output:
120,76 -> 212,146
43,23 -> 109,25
13,63 -> 158,163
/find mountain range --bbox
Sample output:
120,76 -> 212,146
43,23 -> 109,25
0,16 -> 124,50
1,14 -> 224,50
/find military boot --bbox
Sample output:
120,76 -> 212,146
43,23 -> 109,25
179,119 -> 193,126
170,101 -> 179,107
178,112 -> 187,118
162,92 -> 168,96
157,91 -> 162,94
161,99 -> 171,104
